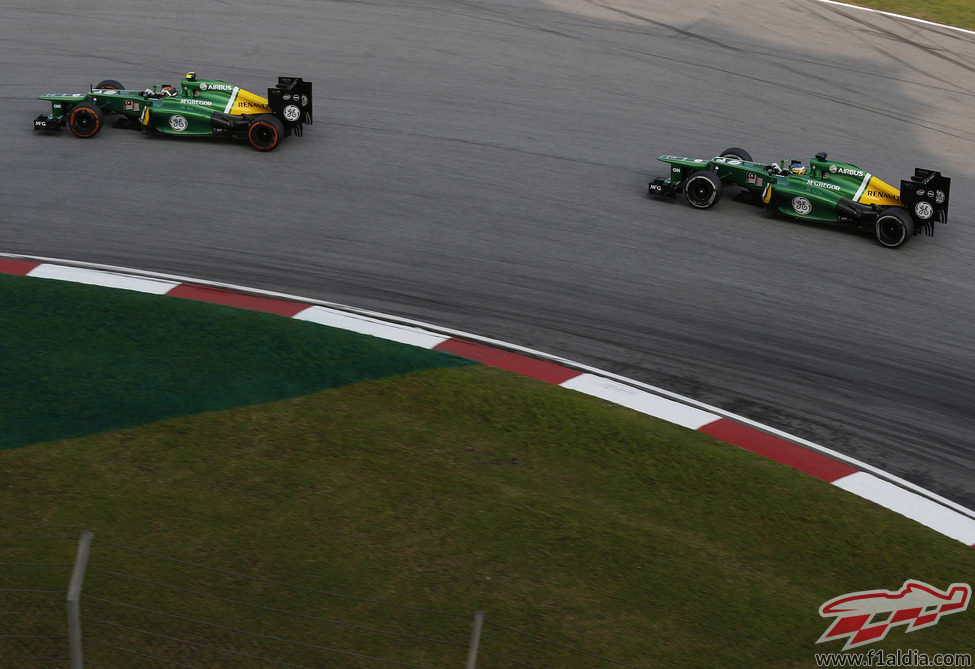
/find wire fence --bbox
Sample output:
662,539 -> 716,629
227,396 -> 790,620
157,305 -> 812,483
0,534 -> 640,668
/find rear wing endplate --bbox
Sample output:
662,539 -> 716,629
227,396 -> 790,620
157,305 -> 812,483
900,168 -> 950,232
267,76 -> 313,136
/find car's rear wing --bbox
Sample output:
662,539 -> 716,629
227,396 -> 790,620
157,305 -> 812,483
267,76 -> 312,136
900,168 -> 950,233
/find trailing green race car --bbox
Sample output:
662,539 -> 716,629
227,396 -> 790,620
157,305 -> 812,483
648,149 -> 950,248
33,72 -> 312,151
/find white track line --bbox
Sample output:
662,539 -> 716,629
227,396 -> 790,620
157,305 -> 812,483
812,0 -> 975,37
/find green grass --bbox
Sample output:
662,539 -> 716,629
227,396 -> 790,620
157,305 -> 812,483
0,274 -> 473,450
1,275 -> 972,668
848,0 -> 975,30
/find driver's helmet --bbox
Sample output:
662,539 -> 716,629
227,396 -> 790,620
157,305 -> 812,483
160,84 -> 178,97
790,162 -> 807,176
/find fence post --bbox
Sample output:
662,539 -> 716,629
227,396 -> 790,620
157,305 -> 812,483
465,610 -> 485,669
67,531 -> 93,669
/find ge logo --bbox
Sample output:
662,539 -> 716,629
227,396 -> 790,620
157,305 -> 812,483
169,115 -> 188,132
282,104 -> 301,122
915,201 -> 934,220
792,197 -> 813,216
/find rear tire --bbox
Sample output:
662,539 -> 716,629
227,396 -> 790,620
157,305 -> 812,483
68,102 -> 103,138
719,147 -> 752,162
875,208 -> 914,248
95,79 -> 124,90
683,170 -> 723,209
247,114 -> 284,151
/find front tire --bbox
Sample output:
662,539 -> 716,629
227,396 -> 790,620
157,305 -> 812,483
719,147 -> 752,162
875,208 -> 914,248
683,170 -> 723,209
68,102 -> 103,138
247,114 -> 284,151
95,79 -> 124,90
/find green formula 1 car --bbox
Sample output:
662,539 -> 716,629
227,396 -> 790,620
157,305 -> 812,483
33,72 -> 312,151
648,148 -> 950,248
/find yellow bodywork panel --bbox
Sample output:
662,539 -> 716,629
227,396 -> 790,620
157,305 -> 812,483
857,176 -> 902,207
228,88 -> 271,115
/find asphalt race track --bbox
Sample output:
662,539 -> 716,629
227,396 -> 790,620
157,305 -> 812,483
3,0 -> 974,510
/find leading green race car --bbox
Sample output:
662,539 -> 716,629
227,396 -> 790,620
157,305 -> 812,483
33,72 -> 312,151
648,149 -> 950,248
